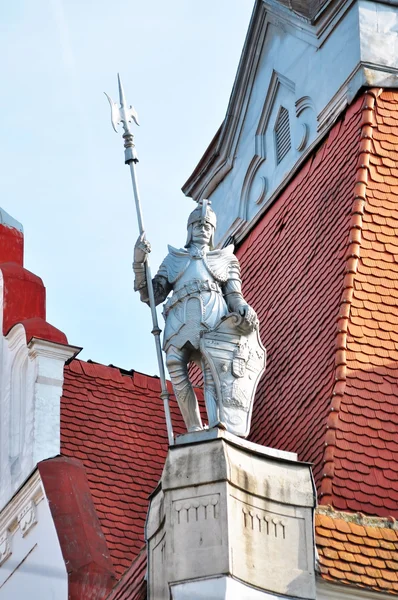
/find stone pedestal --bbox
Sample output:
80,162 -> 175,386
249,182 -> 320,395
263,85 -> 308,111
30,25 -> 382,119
145,429 -> 316,600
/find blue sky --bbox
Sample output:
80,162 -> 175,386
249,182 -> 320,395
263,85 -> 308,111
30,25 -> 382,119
0,0 -> 254,375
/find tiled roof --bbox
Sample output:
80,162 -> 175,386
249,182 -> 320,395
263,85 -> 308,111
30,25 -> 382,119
316,508 -> 398,594
320,90 -> 398,516
60,89 -> 398,594
234,89 -> 398,519
235,94 -> 363,487
61,359 -> 186,579
106,546 -> 146,600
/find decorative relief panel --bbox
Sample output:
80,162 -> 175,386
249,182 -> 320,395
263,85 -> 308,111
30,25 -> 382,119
0,531 -> 11,566
171,493 -> 223,558
242,507 -> 286,539
174,494 -> 219,525
239,70 -> 316,224
18,500 -> 37,537
232,495 -> 309,574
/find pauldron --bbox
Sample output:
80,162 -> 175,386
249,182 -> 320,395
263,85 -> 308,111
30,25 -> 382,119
158,244 -> 240,284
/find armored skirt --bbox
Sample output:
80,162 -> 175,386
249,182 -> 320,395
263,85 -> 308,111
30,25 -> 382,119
163,288 -> 228,352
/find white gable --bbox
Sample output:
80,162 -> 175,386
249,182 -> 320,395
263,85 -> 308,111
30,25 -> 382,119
183,0 -> 398,245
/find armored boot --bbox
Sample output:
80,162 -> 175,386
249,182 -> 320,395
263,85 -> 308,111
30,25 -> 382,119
166,346 -> 203,432
202,359 -> 220,428
174,383 -> 203,432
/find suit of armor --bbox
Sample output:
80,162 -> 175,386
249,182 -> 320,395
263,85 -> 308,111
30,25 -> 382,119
134,201 -> 250,432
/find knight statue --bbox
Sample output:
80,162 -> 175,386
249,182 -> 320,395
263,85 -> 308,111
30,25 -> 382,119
133,199 -> 266,438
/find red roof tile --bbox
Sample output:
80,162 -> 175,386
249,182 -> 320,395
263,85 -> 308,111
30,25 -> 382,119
320,90 -> 398,516
61,359 -> 189,579
106,547 -> 146,600
61,88 -> 398,593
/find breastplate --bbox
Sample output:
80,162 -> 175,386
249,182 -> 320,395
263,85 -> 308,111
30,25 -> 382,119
174,257 -> 214,291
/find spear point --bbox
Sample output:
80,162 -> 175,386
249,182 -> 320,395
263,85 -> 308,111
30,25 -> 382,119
104,74 -> 139,135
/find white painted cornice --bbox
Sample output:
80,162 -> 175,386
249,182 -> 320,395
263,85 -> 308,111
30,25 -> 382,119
0,325 -> 81,510
0,470 -> 42,535
28,337 -> 80,363
182,0 -> 267,200
317,579 -> 391,599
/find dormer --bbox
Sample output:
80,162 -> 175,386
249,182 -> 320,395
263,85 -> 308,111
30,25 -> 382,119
183,0 -> 398,244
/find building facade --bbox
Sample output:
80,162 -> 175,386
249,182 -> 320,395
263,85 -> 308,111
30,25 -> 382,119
1,0 -> 398,597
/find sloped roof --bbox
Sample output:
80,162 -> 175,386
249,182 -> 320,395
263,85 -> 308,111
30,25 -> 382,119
316,508 -> 398,594
235,89 -> 398,518
319,89 -> 398,515
61,359 -> 187,579
106,546 -> 146,600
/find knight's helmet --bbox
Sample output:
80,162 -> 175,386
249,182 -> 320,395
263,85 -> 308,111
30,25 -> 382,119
185,199 -> 217,248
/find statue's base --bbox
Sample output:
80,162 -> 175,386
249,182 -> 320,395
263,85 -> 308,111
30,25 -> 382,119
175,427 -> 297,461
146,429 -> 316,600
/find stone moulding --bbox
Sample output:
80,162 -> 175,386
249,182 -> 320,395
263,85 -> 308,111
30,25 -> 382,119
0,532 -> 11,567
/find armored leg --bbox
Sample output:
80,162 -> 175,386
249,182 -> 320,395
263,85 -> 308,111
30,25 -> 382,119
166,346 -> 203,433
202,358 -> 220,428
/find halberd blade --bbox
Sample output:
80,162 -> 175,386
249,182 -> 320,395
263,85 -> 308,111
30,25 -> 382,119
104,92 -> 121,133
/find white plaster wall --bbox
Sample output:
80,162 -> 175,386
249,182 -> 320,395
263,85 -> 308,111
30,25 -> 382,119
360,1 -> 398,72
0,271 -> 78,511
172,576 -> 294,599
0,322 -> 36,512
0,473 -> 67,600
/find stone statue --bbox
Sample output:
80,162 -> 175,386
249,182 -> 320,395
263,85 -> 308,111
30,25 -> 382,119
134,199 -> 265,437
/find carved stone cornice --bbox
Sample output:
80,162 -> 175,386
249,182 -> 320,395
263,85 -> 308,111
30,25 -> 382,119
0,470 -> 43,568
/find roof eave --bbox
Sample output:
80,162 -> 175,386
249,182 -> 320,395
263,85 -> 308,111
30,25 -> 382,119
182,0 -> 264,200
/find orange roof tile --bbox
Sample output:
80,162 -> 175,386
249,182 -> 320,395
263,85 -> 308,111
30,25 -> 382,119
321,90 -> 398,516
316,508 -> 398,594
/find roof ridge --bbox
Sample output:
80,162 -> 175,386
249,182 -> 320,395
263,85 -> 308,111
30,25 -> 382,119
317,504 -> 397,529
319,88 -> 383,505
72,357 -> 161,380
